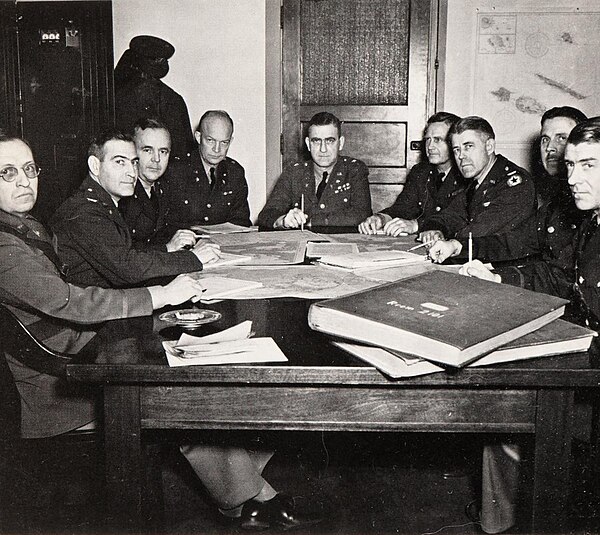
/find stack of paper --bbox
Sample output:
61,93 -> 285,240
163,321 -> 288,367
192,223 -> 259,234
333,319 -> 596,378
316,250 -> 428,272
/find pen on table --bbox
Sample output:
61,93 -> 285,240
300,194 -> 305,232
468,232 -> 473,264
408,240 -> 435,252
192,233 -> 211,239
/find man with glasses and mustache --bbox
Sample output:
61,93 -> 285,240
257,111 -> 371,229
0,133 -> 208,439
358,112 -> 465,236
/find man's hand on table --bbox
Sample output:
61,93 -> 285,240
166,229 -> 199,252
274,208 -> 308,229
191,242 -> 222,265
428,239 -> 462,263
148,274 -> 207,308
459,260 -> 501,283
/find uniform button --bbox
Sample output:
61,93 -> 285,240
207,204 -> 211,208
204,217 -> 209,221
184,200 -> 189,204
597,282 -> 600,288
547,226 -> 555,233
132,229 -> 136,234
320,203 -> 325,209
196,177 -> 200,182
343,198 -> 348,203
436,206 -> 441,212
579,276 -> 585,283
418,202 -> 422,206
227,202 -> 231,206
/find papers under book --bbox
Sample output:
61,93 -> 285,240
163,320 -> 288,366
334,319 -> 597,378
308,270 -> 568,367
305,242 -> 359,258
316,250 -> 427,272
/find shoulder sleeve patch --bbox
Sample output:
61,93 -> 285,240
507,175 -> 522,187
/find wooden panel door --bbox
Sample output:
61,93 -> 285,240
282,0 -> 437,213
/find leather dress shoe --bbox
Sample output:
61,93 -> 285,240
240,493 -> 322,531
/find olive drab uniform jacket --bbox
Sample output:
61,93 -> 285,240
257,156 -> 372,228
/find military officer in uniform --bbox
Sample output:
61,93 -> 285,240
257,111 -> 371,229
455,117 -> 600,534
0,133 -> 208,439
163,110 -> 252,229
114,35 -> 195,160
419,116 -> 536,244
358,112 -> 465,236
119,118 -> 172,244
430,107 -> 587,271
50,130 -> 221,289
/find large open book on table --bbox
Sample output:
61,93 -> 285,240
334,319 -> 596,378
308,270 -> 568,367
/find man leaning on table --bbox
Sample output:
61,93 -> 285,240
257,111 -> 372,229
418,116 -> 537,250
455,117 -> 600,534
358,111 -> 465,236
50,129 -> 221,289
49,129 -> 321,530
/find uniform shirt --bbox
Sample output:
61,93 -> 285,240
0,209 -> 152,437
163,151 -> 252,229
257,156 -> 372,228
50,175 -> 202,289
573,215 -> 600,329
119,179 -> 168,245
381,162 -> 466,228
453,177 -> 580,265
421,154 -> 536,239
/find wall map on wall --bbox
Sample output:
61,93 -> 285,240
473,11 -> 600,142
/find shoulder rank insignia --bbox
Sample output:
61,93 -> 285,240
507,175 -> 522,187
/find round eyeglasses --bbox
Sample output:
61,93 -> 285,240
0,164 -> 41,182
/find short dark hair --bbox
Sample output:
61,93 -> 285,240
307,112 -> 342,137
88,129 -> 134,160
196,110 -> 234,134
449,116 -> 495,140
133,117 -> 170,134
541,106 -> 587,127
426,112 -> 461,129
567,117 -> 600,146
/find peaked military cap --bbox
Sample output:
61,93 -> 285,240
129,35 -> 175,59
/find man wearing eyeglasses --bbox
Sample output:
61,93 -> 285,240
257,111 -> 372,229
161,110 -> 252,230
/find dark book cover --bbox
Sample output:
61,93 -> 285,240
308,270 -> 568,366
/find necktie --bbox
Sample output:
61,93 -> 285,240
149,185 -> 159,212
465,181 -> 477,207
210,167 -> 216,190
434,171 -> 445,191
316,171 -> 328,200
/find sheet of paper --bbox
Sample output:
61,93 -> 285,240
209,230 -> 326,265
194,277 -> 263,300
164,338 -> 288,367
201,252 -> 252,270
176,321 -> 253,345
191,223 -> 259,234
305,241 -> 359,258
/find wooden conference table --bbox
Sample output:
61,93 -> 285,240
66,296 -> 600,533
